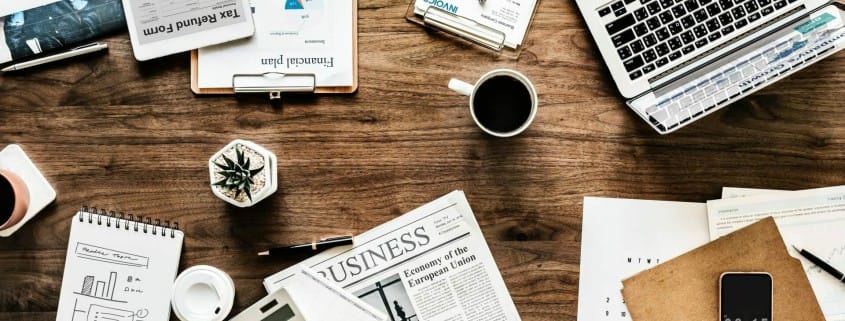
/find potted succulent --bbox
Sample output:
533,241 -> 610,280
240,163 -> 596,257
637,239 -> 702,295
208,140 -> 277,207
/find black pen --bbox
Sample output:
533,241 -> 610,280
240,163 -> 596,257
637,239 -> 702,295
793,245 -> 845,283
258,235 -> 353,256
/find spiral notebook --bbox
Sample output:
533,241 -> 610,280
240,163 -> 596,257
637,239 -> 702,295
55,207 -> 184,321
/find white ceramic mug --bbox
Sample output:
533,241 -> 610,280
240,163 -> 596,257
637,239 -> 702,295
448,69 -> 538,137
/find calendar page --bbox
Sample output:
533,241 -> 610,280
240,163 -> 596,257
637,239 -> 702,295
577,197 -> 709,320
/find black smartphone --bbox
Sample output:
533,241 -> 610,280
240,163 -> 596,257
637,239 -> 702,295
720,272 -> 773,321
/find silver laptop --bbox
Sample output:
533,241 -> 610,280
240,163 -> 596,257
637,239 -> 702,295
576,0 -> 845,133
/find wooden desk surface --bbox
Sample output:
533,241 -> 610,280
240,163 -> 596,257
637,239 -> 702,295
1,1 -> 844,320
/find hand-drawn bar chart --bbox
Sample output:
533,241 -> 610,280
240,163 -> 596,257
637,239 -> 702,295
74,272 -> 127,303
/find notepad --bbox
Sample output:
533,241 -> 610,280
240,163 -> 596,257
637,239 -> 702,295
55,208 -> 184,321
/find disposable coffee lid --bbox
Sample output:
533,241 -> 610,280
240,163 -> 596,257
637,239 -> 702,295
172,265 -> 235,321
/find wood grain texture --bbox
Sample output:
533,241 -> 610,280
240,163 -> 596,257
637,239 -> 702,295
0,0 -> 844,320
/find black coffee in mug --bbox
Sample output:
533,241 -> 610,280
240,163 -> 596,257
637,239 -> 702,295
0,175 -> 15,224
472,75 -> 533,133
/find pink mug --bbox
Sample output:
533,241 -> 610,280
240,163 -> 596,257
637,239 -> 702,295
0,169 -> 29,231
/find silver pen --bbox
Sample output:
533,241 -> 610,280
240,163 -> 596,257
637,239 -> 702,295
1,42 -> 108,72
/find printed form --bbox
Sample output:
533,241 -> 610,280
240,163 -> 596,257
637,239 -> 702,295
709,186 -> 845,321
128,0 -> 248,45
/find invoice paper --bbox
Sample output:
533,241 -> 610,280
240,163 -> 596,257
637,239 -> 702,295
578,197 -> 710,321
198,0 -> 354,88
708,186 -> 845,321
414,0 -> 537,48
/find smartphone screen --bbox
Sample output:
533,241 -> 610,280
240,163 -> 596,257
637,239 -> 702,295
720,273 -> 772,321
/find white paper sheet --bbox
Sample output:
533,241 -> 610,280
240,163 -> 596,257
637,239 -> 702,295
198,0 -> 353,88
577,197 -> 710,321
709,186 -> 845,320
0,22 -> 9,64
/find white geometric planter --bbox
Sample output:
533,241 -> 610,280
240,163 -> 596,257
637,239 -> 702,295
208,139 -> 278,208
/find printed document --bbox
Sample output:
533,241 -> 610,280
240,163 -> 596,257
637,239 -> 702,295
264,190 -> 521,321
708,186 -> 845,321
577,197 -> 710,321
127,0 -> 248,45
414,0 -> 537,48
198,0 -> 354,88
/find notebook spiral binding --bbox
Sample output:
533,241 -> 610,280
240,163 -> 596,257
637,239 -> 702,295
78,206 -> 180,238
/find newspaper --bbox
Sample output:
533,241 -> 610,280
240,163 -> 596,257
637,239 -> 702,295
264,190 -> 521,321
0,0 -> 125,64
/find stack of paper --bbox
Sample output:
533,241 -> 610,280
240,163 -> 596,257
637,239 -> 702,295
578,186 -> 845,321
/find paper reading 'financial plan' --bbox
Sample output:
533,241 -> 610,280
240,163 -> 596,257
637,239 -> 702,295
198,0 -> 354,88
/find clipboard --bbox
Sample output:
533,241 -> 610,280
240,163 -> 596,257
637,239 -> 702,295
405,0 -> 538,58
621,217 -> 826,321
190,1 -> 358,99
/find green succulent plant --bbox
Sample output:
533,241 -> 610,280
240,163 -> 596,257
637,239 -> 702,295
213,146 -> 264,201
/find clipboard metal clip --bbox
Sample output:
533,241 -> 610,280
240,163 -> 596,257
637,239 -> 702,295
232,72 -> 317,100
422,6 -> 506,51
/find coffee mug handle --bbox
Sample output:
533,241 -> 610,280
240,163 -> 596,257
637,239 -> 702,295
448,78 -> 475,97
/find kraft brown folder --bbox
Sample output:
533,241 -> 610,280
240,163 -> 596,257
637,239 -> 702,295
621,217 -> 824,321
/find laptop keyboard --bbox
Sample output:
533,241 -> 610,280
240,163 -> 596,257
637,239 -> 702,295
637,25 -> 845,132
599,0 -> 796,80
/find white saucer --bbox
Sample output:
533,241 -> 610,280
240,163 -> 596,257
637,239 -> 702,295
0,144 -> 56,237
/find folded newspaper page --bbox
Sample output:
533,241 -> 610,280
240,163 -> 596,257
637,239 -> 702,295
264,190 -> 521,321
0,0 -> 125,64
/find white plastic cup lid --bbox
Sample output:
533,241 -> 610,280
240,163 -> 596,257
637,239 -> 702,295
172,265 -> 235,321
